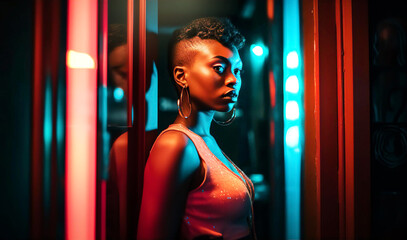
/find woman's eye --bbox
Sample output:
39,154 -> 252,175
234,69 -> 243,76
213,65 -> 225,74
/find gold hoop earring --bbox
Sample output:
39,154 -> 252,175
177,85 -> 191,119
213,107 -> 236,126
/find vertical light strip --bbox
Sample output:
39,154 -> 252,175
283,0 -> 303,239
43,76 -> 53,217
66,0 -> 98,240
127,0 -> 134,126
100,0 -> 108,239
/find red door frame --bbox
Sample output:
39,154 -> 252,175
302,0 -> 370,239
343,0 -> 371,238
127,0 -> 147,239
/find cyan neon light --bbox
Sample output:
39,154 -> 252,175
285,75 -> 299,94
252,45 -> 264,56
286,51 -> 299,69
113,87 -> 124,102
145,62 -> 158,131
286,126 -> 299,148
250,43 -> 269,58
285,101 -> 300,120
283,0 -> 303,239
43,76 -> 52,217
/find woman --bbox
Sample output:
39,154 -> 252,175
137,17 -> 255,240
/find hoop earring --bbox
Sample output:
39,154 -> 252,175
177,85 -> 191,119
213,107 -> 236,126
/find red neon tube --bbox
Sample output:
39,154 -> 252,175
66,0 -> 98,239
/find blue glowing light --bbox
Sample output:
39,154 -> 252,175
283,0 -> 302,238
285,75 -> 299,93
286,126 -> 300,147
285,101 -> 300,120
249,173 -> 264,184
113,87 -> 124,102
251,45 -> 264,56
286,51 -> 299,69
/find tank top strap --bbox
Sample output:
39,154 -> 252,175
157,124 -> 213,162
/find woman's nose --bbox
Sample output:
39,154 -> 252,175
225,75 -> 240,89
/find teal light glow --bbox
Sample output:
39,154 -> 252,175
286,126 -> 299,147
252,45 -> 264,56
285,101 -> 300,120
113,87 -> 124,102
98,85 -> 110,180
145,61 -> 158,131
286,51 -> 299,69
249,173 -> 264,184
43,76 -> 53,216
283,0 -> 303,239
250,43 -> 269,58
285,75 -> 299,93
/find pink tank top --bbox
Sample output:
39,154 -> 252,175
160,124 -> 255,239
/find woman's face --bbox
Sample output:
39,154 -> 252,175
185,39 -> 243,112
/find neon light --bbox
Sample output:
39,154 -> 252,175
286,126 -> 299,147
267,0 -> 274,20
269,71 -> 276,108
283,0 -> 302,239
114,87 -> 124,102
251,45 -> 264,56
99,1 -> 109,240
67,50 -> 96,69
286,51 -> 299,69
43,76 -> 53,216
66,0 -> 97,240
250,43 -> 269,59
286,101 -> 300,120
249,173 -> 264,183
145,62 -> 158,131
285,75 -> 299,93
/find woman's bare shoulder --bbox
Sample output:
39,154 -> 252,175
147,130 -> 200,179
152,130 -> 191,152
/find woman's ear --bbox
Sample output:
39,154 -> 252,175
173,66 -> 188,87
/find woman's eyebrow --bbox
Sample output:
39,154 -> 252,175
212,55 -> 229,63
212,56 -> 243,67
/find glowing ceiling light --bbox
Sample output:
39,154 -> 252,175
286,101 -> 300,120
286,51 -> 299,69
113,87 -> 124,102
67,50 -> 96,69
251,45 -> 264,56
285,75 -> 299,93
286,126 -> 299,147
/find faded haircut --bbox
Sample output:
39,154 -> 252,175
168,17 -> 245,87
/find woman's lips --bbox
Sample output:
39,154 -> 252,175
222,90 -> 238,101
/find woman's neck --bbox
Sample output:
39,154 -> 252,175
174,110 -> 215,137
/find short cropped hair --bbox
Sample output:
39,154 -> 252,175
168,17 -> 245,78
108,24 -> 127,54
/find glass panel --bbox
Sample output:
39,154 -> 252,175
107,0 -> 128,129
105,1 -> 129,239
369,0 -> 407,238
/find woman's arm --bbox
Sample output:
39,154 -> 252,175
137,131 -> 201,240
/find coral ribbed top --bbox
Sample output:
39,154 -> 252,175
159,124 -> 255,239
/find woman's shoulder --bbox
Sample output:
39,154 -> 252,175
147,129 -> 201,178
154,129 -> 190,150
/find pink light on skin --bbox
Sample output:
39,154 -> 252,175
66,0 -> 98,240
